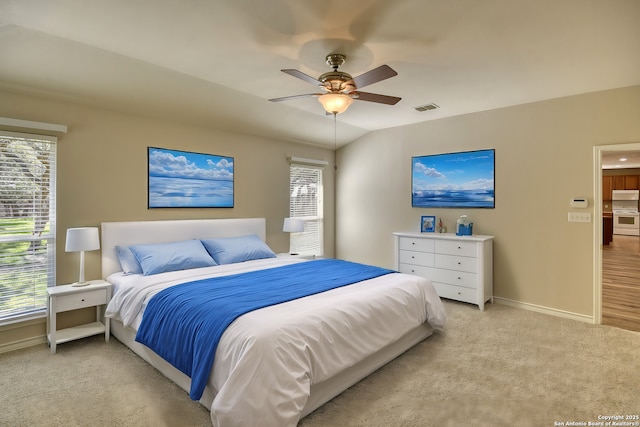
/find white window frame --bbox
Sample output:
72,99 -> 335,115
0,131 -> 57,324
289,161 -> 325,256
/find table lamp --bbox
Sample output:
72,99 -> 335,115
283,218 -> 304,255
65,227 -> 100,286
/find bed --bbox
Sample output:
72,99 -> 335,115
101,218 -> 446,427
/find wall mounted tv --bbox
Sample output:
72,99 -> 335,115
411,149 -> 495,208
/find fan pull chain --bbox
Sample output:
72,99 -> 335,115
333,112 -> 338,172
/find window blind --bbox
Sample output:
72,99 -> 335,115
0,131 -> 56,322
289,164 -> 324,256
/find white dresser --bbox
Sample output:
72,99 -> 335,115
394,232 -> 494,310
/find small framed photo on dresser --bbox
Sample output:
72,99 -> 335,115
421,215 -> 436,233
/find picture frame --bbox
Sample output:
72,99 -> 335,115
421,215 -> 436,233
412,149 -> 495,208
148,147 -> 234,208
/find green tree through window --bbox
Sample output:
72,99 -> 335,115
0,132 -> 56,321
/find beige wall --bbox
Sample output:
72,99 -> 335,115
0,90 -> 335,347
336,85 -> 640,317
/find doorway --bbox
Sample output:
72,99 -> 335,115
594,143 -> 640,332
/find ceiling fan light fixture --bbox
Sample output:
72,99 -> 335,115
318,93 -> 353,114
271,53 -> 400,111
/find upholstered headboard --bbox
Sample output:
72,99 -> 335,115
101,218 -> 267,279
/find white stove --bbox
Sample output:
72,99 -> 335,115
612,190 -> 640,236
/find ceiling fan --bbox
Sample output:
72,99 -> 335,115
269,54 -> 401,115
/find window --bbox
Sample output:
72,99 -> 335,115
0,131 -> 56,323
289,163 -> 324,256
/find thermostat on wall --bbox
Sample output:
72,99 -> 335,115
570,198 -> 589,208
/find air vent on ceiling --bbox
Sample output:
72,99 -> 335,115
414,103 -> 439,112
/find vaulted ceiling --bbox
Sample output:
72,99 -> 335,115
1,0 -> 639,147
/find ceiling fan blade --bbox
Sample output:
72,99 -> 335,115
281,69 -> 321,86
268,93 -> 320,102
351,65 -> 398,89
355,91 -> 401,105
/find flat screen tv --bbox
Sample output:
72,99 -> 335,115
411,149 -> 495,208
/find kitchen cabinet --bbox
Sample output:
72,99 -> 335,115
624,175 -> 639,190
603,214 -> 613,245
613,175 -> 625,190
603,176 -> 613,200
603,174 -> 640,200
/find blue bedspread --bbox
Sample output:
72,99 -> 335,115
135,258 -> 394,400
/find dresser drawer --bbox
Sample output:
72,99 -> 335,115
398,237 -> 434,253
399,250 -> 434,267
55,289 -> 108,312
435,253 -> 478,273
435,240 -> 477,257
398,263 -> 432,278
432,282 -> 477,305
424,267 -> 477,289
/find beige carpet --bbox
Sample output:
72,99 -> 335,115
1,300 -> 639,427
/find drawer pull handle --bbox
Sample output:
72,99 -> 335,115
411,256 -> 415,259
411,269 -> 415,273
457,262 -> 461,265
458,277 -> 461,280
81,299 -> 85,302
412,242 -> 415,245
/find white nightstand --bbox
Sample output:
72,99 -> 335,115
47,280 -> 112,354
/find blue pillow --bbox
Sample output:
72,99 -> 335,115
115,245 -> 143,275
129,240 -> 217,276
201,235 -> 276,265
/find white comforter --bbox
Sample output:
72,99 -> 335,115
105,257 -> 446,427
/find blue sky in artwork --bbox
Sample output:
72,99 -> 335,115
149,148 -> 233,181
412,150 -> 494,191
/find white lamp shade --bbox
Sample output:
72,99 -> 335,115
65,227 -> 100,252
283,218 -> 304,233
318,93 -> 354,114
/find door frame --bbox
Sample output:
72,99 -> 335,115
593,142 -> 640,325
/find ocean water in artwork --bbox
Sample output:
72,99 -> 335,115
149,176 -> 233,208
412,189 -> 494,208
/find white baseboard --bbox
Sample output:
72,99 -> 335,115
494,297 -> 594,324
0,336 -> 47,354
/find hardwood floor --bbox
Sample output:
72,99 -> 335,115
602,234 -> 640,332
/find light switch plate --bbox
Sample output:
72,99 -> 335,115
568,212 -> 592,223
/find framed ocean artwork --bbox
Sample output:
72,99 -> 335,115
411,149 -> 495,208
148,147 -> 234,208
